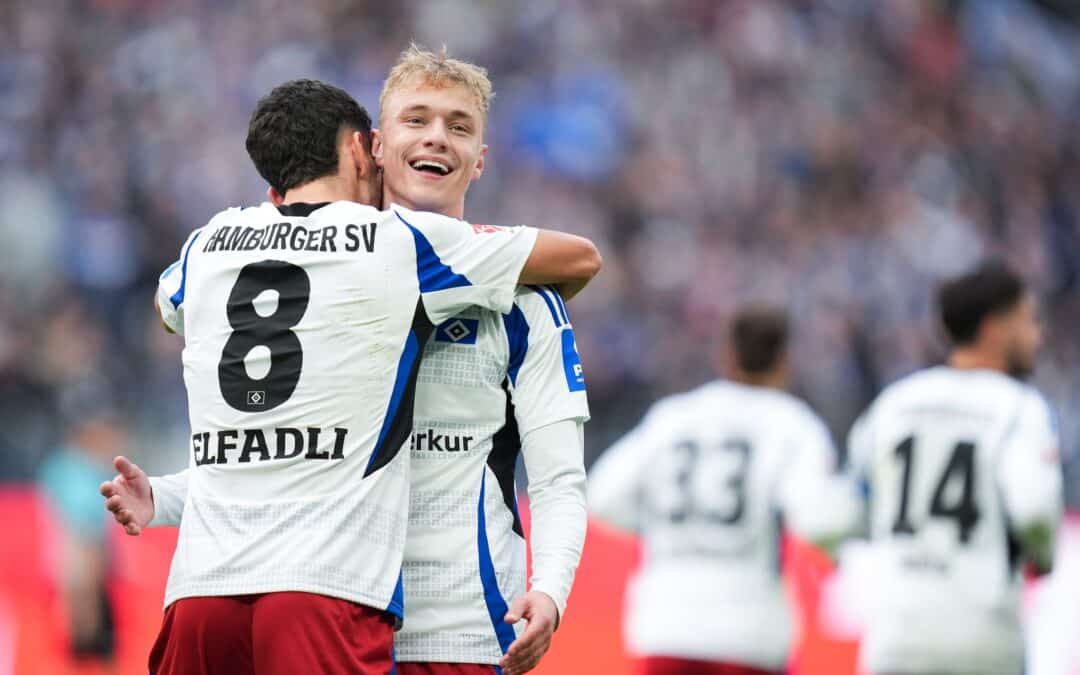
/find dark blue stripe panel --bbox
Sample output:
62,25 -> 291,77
365,299 -> 435,477
396,211 -> 471,293
168,230 -> 202,308
546,285 -> 570,325
502,305 -> 530,387
526,285 -> 562,327
368,329 -> 420,473
478,472 -> 518,654
386,568 -> 404,620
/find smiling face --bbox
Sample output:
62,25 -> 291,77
374,76 -> 487,219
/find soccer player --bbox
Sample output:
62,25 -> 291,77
846,260 -> 1063,675
105,79 -> 600,675
104,51 -> 592,675
588,307 -> 845,675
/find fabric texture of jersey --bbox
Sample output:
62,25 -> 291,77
395,284 -> 589,664
153,201 -> 536,614
588,381 -> 838,669
149,284 -> 590,665
847,366 -> 1063,675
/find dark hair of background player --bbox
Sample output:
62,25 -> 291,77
938,260 -> 1025,346
245,79 -> 373,197
731,307 -> 789,374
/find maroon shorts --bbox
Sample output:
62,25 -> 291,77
637,656 -> 783,675
395,663 -> 498,675
149,592 -> 395,675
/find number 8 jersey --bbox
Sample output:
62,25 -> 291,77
154,201 -> 537,616
847,366 -> 1063,675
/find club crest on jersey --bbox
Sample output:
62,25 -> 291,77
435,318 -> 479,345
247,390 -> 266,406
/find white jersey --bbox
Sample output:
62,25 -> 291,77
154,200 -> 536,615
847,366 -> 1063,675
148,285 -> 590,665
397,284 -> 589,663
588,381 -> 839,669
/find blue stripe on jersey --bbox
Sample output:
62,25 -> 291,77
526,285 -> 562,327
477,471 -> 517,655
386,568 -> 405,620
168,230 -> 202,308
368,329 -> 421,473
502,305 -> 530,387
856,476 -> 871,500
546,285 -> 570,325
395,211 -> 471,293
561,328 -> 586,392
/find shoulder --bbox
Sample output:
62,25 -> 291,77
387,204 -> 461,229
510,286 -> 569,330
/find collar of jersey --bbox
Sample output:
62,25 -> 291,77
276,202 -> 332,218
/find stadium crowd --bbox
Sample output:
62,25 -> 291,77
0,0 -> 1078,508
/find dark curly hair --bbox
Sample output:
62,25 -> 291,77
939,260 -> 1025,346
245,79 -> 373,196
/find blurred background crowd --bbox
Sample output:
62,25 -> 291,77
1,0 -> 1078,507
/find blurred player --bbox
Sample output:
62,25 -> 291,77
846,260 -> 1063,675
104,49 -> 593,675
104,79 -> 600,675
589,307 -> 845,675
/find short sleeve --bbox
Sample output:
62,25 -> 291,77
998,390 -> 1063,532
391,206 -> 538,324
156,228 -> 204,336
504,286 -> 590,436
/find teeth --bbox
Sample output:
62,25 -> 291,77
411,160 -> 450,175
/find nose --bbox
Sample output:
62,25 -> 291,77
421,118 -> 449,149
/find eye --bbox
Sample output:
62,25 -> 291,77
404,117 -> 424,126
450,124 -> 470,134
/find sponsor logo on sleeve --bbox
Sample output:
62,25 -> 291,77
561,328 -> 586,392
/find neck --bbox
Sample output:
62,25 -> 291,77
731,370 -> 786,390
384,188 -> 464,219
283,176 -> 353,205
947,346 -> 1007,373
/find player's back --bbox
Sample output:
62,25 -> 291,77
590,380 -> 836,668
156,201 -> 536,613
850,366 -> 1056,675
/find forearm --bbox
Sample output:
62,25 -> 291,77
519,231 -> 601,290
521,420 -> 587,621
148,469 -> 191,527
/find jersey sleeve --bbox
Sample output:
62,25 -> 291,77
505,286 -> 590,436
520,419 -> 587,621
391,206 -> 538,324
998,390 -> 1063,537
587,404 -> 667,534
156,228 -> 205,336
148,469 -> 190,528
776,409 -> 856,544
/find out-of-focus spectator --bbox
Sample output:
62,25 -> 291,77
37,381 -> 125,665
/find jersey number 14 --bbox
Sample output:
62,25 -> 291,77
892,436 -> 981,544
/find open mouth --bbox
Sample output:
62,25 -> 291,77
409,159 -> 452,176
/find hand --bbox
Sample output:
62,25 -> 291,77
499,591 -> 559,675
99,456 -> 155,536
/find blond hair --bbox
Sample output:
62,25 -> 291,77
379,43 -> 494,123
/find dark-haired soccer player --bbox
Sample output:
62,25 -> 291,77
589,307 -> 844,675
122,79 -> 600,675
846,260 -> 1062,675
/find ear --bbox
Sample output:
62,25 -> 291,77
472,143 -> 488,180
371,129 -> 384,168
348,130 -> 371,178
267,186 -> 285,206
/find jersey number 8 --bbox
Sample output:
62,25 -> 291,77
218,261 -> 311,412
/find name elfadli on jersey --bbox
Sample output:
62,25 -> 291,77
191,427 -> 349,465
